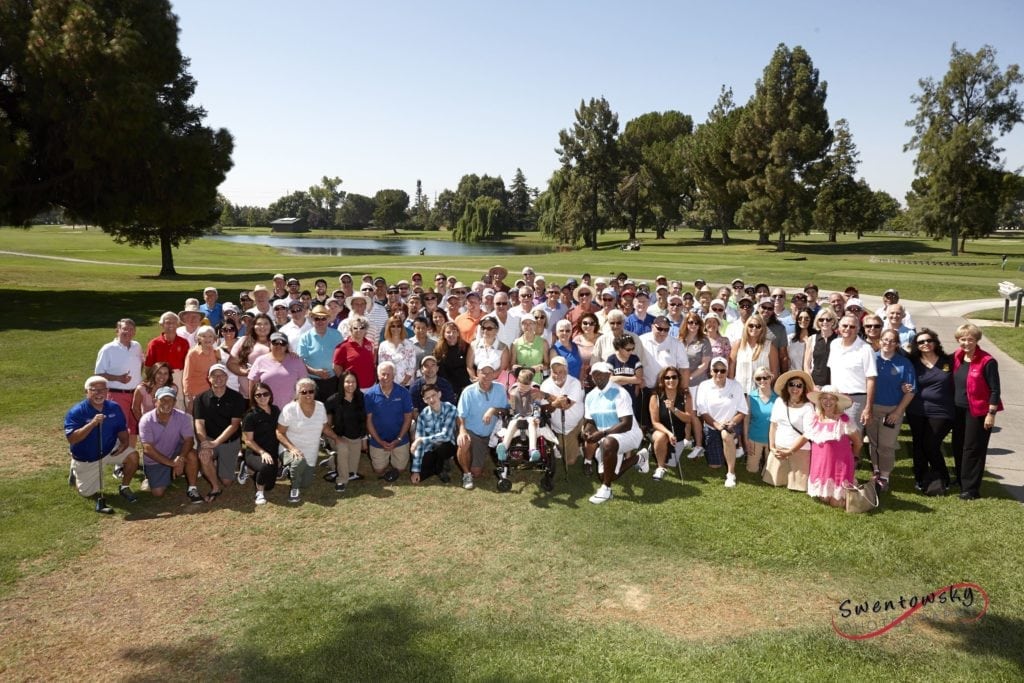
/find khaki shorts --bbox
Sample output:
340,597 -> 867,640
369,443 -> 410,472
72,447 -> 136,497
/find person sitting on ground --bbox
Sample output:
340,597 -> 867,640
497,368 -> 544,463
648,366 -> 690,481
138,386 -> 204,503
410,383 -> 459,485
65,375 -> 140,514
240,382 -> 281,505
695,356 -> 748,488
455,359 -> 510,490
277,377 -> 342,503
192,363 -> 246,502
583,362 -> 647,504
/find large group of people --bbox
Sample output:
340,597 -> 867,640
66,269 -> 1003,512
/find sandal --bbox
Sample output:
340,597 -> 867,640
205,489 -> 223,502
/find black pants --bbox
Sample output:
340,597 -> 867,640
952,406 -> 992,497
418,442 -> 456,481
906,413 -> 951,487
244,450 -> 280,492
314,376 -> 339,403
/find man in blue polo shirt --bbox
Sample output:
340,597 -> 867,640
455,359 -> 510,490
64,375 -> 140,513
364,361 -> 414,481
298,305 -> 343,401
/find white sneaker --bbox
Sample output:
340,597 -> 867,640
736,446 -> 745,458
589,485 -> 613,504
462,473 -> 474,490
636,448 -> 650,474
688,446 -> 704,460
682,438 -> 694,450
653,466 -> 667,481
255,491 -> 266,506
237,464 -> 249,485
288,487 -> 300,502
725,473 -> 737,488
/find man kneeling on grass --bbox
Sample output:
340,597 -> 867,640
138,386 -> 205,503
65,375 -> 140,514
583,362 -> 647,505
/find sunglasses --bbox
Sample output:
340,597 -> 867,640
298,389 -> 316,395
771,294 -> 786,299
916,338 -> 935,345
787,381 -> 804,388
313,317 -> 328,322
254,392 -> 271,399
686,321 -> 700,325
581,321 -> 596,326
669,302 -> 682,307
747,324 -> 762,329
494,301 -> 508,306
863,324 -> 881,329
351,325 -> 367,331
712,308 -> 725,313
654,326 -> 669,332
754,376 -> 771,381
481,326 -> 497,331
222,327 -> 237,333
664,375 -> 679,380
712,368 -> 727,375
270,340 -> 288,346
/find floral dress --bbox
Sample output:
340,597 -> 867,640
806,413 -> 856,500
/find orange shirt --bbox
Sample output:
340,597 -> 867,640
183,347 -> 218,398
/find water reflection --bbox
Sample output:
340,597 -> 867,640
208,235 -> 549,257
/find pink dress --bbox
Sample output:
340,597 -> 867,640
806,413 -> 856,500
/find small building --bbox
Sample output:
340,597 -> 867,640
270,217 -> 308,233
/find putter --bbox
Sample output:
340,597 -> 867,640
559,407 -> 569,482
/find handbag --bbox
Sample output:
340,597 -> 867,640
844,480 -> 880,514
761,449 -> 790,486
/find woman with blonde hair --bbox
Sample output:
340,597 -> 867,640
377,314 -> 418,387
182,325 -> 219,410
729,314 -> 778,394
804,307 -> 838,389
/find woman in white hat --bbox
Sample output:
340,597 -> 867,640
769,369 -> 815,491
787,385 -> 862,507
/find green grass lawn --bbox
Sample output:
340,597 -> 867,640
1,225 -> 1023,680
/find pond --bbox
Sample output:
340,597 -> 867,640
207,235 -> 551,257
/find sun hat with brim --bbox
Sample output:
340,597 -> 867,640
488,265 -> 509,280
806,385 -> 853,411
774,370 -> 813,396
310,305 -> 330,317
179,298 -> 203,320
346,293 -> 371,309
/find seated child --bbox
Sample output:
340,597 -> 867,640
497,368 -> 543,463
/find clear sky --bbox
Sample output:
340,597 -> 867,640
170,0 -> 1024,208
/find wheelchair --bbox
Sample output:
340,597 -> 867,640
493,411 -> 560,493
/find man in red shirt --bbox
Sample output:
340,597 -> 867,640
145,312 -> 190,405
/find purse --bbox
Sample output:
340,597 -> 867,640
844,480 -> 880,514
761,449 -> 790,486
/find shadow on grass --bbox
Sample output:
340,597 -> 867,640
124,600 -> 457,682
930,611 -> 1024,672
783,239 -> 948,257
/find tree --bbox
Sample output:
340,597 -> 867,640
556,97 -> 620,249
905,44 -> 1023,255
432,189 -> 457,231
335,193 -> 375,228
508,168 -> 534,231
307,176 -> 344,228
617,110 -> 694,239
452,196 -> 510,242
732,44 -> 833,251
813,119 -> 862,242
267,191 -> 315,222
409,179 -> 432,230
0,0 -> 233,275
687,87 -> 747,244
996,171 -> 1024,230
373,189 -> 409,233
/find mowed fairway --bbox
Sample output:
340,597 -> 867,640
1,227 -> 1023,682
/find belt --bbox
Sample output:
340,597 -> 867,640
108,388 -> 134,394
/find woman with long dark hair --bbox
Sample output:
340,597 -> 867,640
241,382 -> 281,506
906,328 -> 954,494
435,321 -> 472,396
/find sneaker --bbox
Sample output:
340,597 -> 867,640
735,446 -> 745,459
94,497 -> 114,514
383,468 -> 400,482
276,464 -> 289,481
237,464 -> 249,485
439,458 -> 452,484
255,491 -> 267,505
462,473 -> 475,490
589,485 -> 613,504
335,481 -> 347,493
653,466 -> 667,481
496,443 -> 508,462
139,478 -> 150,492
112,465 -> 124,481
688,446 -> 705,460
529,449 -> 540,463
682,438 -> 694,450
636,448 -> 650,474
725,473 -> 737,488
186,487 -> 204,504
348,472 -> 364,481
324,470 -> 338,482
288,488 -> 300,503
118,485 -> 137,503
68,462 -> 76,487
583,460 -> 594,476
877,477 -> 890,494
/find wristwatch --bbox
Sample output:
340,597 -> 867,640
987,409 -> 997,416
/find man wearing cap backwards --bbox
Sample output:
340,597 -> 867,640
94,318 -> 144,446
199,287 -> 223,327
298,305 -> 343,401
145,312 -> 190,405
280,299 -> 312,353
455,359 -> 510,490
139,385 -> 204,503
65,376 -> 140,513
540,356 -> 586,466
875,289 -> 916,330
455,290 -> 485,344
583,362 -> 646,503
192,364 -> 246,498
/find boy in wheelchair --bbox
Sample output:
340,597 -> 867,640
495,368 -> 557,463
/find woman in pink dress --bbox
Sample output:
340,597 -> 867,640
785,384 -> 862,507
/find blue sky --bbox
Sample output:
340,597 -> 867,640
171,0 -> 1024,208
